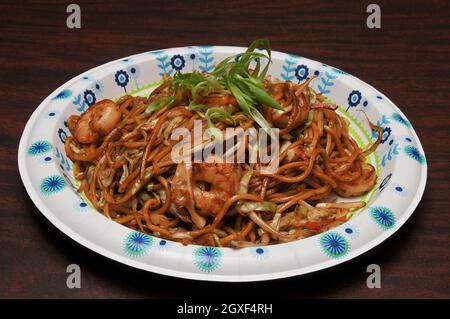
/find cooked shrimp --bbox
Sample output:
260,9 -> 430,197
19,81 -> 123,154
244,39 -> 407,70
192,156 -> 241,216
90,100 -> 122,135
67,115 -> 80,133
69,99 -> 122,144
171,156 -> 241,220
335,162 -> 377,197
70,113 -> 99,144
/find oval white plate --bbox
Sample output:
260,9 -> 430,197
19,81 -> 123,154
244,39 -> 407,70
18,46 -> 427,282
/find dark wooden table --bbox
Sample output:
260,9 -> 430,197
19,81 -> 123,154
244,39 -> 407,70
1,0 -> 449,298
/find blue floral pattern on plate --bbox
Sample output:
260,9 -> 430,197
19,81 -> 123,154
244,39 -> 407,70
193,246 -> 222,272
170,54 -> 186,71
55,147 -> 71,171
72,93 -> 88,112
280,56 -> 298,81
155,53 -> 173,77
294,64 -> 309,82
317,70 -> 338,94
40,175 -> 67,195
320,232 -> 349,258
83,89 -> 96,106
124,232 -> 153,257
115,70 -> 130,92
346,90 -> 362,111
52,89 -> 72,100
196,47 -> 214,72
372,115 -> 391,144
370,206 -> 396,229
381,140 -> 399,167
404,145 -> 426,164
28,140 -> 52,156
391,113 -> 411,128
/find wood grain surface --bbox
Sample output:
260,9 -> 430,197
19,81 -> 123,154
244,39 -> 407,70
1,0 -> 449,298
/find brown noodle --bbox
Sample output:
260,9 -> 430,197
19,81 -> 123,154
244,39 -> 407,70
65,71 -> 381,247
